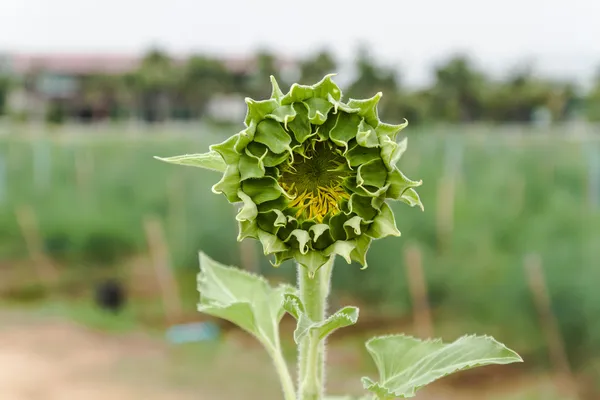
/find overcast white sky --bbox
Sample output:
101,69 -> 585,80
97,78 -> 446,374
1,0 -> 599,86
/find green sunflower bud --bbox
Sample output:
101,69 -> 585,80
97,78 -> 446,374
157,74 -> 423,275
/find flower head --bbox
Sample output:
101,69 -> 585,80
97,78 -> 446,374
158,74 -> 423,275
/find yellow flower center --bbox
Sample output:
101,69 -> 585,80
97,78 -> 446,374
279,141 -> 351,223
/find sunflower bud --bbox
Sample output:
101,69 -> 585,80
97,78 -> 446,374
157,74 -> 423,275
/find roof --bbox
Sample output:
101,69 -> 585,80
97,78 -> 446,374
7,53 -> 297,76
10,53 -> 141,75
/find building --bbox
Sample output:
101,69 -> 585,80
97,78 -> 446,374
0,52 -> 298,123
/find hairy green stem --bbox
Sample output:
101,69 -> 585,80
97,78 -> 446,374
298,258 -> 334,400
265,340 -> 296,400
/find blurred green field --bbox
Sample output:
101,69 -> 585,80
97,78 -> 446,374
1,123 -> 600,396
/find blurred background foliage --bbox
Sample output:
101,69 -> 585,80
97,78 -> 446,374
1,45 -> 600,399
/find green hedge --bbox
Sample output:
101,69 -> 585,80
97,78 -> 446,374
1,125 -> 599,368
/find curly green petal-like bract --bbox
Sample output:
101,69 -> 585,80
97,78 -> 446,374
158,74 -> 423,276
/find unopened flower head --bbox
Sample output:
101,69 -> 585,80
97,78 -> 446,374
159,74 -> 423,274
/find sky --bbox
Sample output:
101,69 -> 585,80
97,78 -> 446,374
1,0 -> 599,87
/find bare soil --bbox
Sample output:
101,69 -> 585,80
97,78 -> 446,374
0,310 -> 567,400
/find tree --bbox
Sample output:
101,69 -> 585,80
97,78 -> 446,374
179,55 -> 232,118
347,46 -> 402,122
429,55 -> 487,123
298,50 -> 336,85
133,48 -> 179,122
0,75 -> 12,116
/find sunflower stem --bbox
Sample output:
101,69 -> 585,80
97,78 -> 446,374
297,257 -> 334,400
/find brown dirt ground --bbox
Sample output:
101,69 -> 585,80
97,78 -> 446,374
0,310 -> 572,400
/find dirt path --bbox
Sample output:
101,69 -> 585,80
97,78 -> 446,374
0,316 -> 199,400
0,311 -> 563,400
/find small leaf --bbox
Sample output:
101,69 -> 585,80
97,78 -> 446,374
367,203 -> 401,239
154,151 -> 226,172
386,169 -> 422,201
356,120 -> 379,148
380,136 -> 408,171
362,334 -> 523,399
330,112 -> 361,152
244,98 -> 279,126
238,152 -> 265,180
211,134 -> 240,164
242,176 -> 287,204
236,190 -> 258,222
285,293 -> 359,344
347,92 -> 382,127
304,97 -> 333,125
270,75 -> 285,101
282,293 -> 304,320
400,188 -> 424,211
375,120 -> 408,140
255,119 -> 292,154
211,165 -> 241,202
197,252 -> 295,348
288,102 -> 314,143
315,306 -> 359,340
267,104 -> 297,128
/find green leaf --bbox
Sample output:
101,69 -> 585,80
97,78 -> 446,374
270,75 -> 285,101
154,151 -> 226,172
211,165 -> 241,202
197,252 -> 295,348
267,104 -> 297,128
236,190 -> 258,222
255,119 -> 292,154
347,92 -> 382,127
367,203 -> 401,239
400,188 -> 424,211
380,136 -> 408,171
386,169 -> 422,201
283,293 -> 359,344
362,334 -> 523,399
288,102 -> 314,143
346,144 -> 381,168
239,152 -> 265,180
304,97 -> 333,125
282,293 -> 304,320
357,159 -> 388,191
210,134 -> 240,164
375,120 -> 408,141
242,176 -> 287,204
330,112 -> 361,152
356,120 -> 379,148
244,98 -> 279,126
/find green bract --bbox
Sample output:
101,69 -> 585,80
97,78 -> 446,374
157,74 -> 423,275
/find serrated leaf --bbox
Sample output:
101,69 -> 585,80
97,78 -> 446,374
288,102 -> 314,143
284,293 -> 359,344
375,120 -> 408,140
197,252 -> 295,348
400,188 -> 424,211
330,112 -> 361,152
357,120 -> 379,148
362,334 -> 523,399
304,97 -> 333,125
367,202 -> 401,239
244,98 -> 279,126
238,152 -> 265,180
347,92 -> 382,127
386,169 -> 422,201
211,165 -> 241,202
269,75 -> 285,101
236,190 -> 258,222
255,119 -> 292,154
282,293 -> 304,320
154,151 -> 226,172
